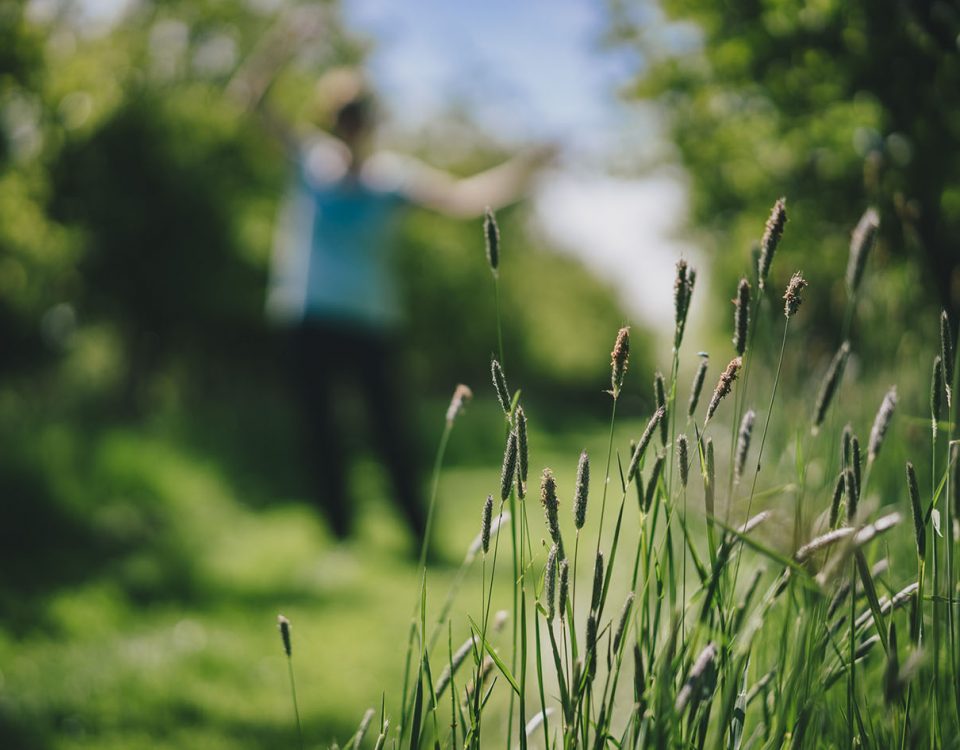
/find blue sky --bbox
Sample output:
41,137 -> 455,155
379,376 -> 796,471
343,0 -> 643,148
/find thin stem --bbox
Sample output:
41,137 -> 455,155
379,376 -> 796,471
286,655 -> 304,750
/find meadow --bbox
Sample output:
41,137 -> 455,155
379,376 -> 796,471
3,194 -> 956,750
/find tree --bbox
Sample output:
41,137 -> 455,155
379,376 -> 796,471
613,0 -> 960,344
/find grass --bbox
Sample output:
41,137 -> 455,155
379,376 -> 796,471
335,203 -> 959,749
3,201 -> 957,749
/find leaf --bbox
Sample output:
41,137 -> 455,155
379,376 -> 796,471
467,616 -> 521,695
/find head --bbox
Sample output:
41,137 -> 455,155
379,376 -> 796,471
313,67 -> 377,150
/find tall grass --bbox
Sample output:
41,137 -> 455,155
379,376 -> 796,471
293,201 -> 958,749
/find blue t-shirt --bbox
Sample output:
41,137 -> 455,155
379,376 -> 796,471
267,140 -> 408,329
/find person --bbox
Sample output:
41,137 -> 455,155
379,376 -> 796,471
232,52 -> 552,547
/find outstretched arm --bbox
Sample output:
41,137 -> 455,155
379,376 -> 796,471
225,6 -> 327,157
398,145 -> 557,219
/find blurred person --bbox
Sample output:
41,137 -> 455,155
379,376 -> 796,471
231,41 -> 552,548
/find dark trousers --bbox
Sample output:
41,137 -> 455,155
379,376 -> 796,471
290,319 -> 425,543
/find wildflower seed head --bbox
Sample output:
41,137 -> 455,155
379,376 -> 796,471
734,409 -> 756,484
813,342 -> 850,431
906,462 -> 925,560
590,551 -> 604,612
846,207 -> 879,293
613,592 -> 634,654
829,472 -> 845,529
628,407 -> 665,482
643,451 -> 665,513
558,559 -> 569,620
610,326 -> 630,398
515,404 -> 529,498
783,271 -> 807,318
445,383 -> 473,424
704,437 -> 715,517
706,357 -> 742,423
573,450 -> 589,529
941,310 -> 954,407
540,468 -> 561,544
544,543 -> 558,621
491,358 -> 511,416
483,206 -> 500,271
677,433 -> 689,488
733,277 -> 751,356
500,429 -> 518,502
654,371 -> 668,445
688,355 -> 709,418
277,614 -> 292,657
758,197 -> 787,289
481,494 -> 493,555
931,355 -> 943,439
868,386 -> 898,464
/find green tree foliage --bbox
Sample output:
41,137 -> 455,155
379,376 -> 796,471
614,0 -> 960,346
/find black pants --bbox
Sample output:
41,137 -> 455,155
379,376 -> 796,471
289,319 -> 425,543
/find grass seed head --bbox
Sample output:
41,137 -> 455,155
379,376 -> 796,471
688,355 -> 709,418
941,310 -> 954,407
851,435 -> 862,494
813,342 -> 850,431
585,613 -> 598,680
783,271 -> 807,318
544,543 -> 558,621
677,433 -> 689,488
483,206 -> 500,271
883,620 -> 901,705
706,357 -> 742,423
704,437 -> 715,518
868,386 -> 898,464
844,466 -> 859,523
931,355 -> 943,438
654,371 -> 668,444
590,551 -> 604,612
558,559 -> 569,621
842,423 -> 852,467
674,260 -> 695,348
540,467 -> 561,545
733,277 -> 751,355
481,494 -> 493,555
628,406 -> 665,481
846,207 -> 879,293
491,358 -> 511,416
500,429 -> 518,501
906,462 -> 925,560
515,404 -> 529,498
643,451 -> 665,513
676,642 -> 718,712
758,197 -> 787,289
610,326 -> 630,398
734,409 -> 756,484
573,450 -> 589,529
445,383 -> 473,425
829,472 -> 845,529
613,592 -> 635,654
277,614 -> 292,657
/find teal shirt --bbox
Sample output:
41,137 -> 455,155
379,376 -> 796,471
267,141 -> 408,329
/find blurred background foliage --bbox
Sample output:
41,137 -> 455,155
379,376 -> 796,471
611,0 -> 960,357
